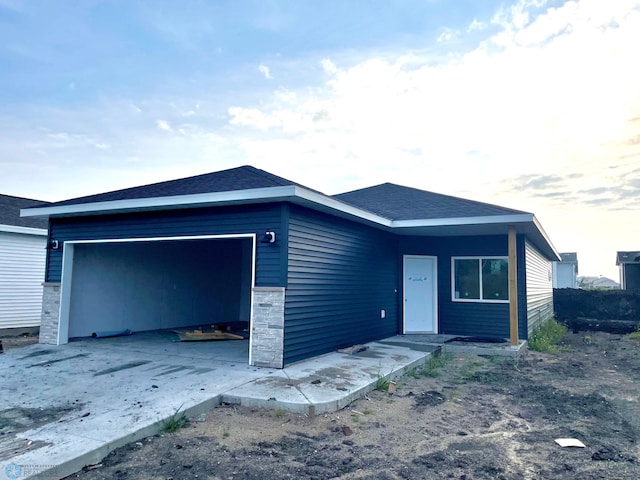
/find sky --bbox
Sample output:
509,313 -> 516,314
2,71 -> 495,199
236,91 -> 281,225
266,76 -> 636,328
0,0 -> 638,280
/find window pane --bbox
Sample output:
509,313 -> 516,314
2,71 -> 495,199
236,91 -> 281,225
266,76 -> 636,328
454,259 -> 480,299
482,259 -> 509,300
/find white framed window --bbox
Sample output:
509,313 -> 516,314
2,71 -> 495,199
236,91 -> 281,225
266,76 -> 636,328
451,257 -> 509,303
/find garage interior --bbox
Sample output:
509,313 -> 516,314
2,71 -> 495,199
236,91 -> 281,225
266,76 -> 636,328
65,237 -> 253,348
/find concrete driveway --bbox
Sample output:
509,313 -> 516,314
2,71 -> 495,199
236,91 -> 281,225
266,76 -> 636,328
0,332 -> 438,480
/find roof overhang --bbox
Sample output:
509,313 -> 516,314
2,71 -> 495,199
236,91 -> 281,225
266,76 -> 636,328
21,185 -> 559,260
0,224 -> 48,236
20,185 -> 392,226
391,214 -> 559,261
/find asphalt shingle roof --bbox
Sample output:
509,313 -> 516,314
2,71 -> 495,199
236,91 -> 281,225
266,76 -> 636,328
617,251 -> 640,264
24,166 -> 529,223
333,183 -> 527,221
559,252 -> 578,262
0,194 -> 49,229
41,166 -> 302,208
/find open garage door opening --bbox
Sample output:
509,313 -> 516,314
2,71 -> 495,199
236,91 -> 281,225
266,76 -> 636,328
58,235 -> 255,361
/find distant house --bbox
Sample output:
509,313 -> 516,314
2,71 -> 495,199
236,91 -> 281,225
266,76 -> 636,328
578,276 -> 620,289
552,252 -> 578,288
591,276 -> 620,289
22,166 -> 559,367
617,251 -> 640,291
0,194 -> 49,331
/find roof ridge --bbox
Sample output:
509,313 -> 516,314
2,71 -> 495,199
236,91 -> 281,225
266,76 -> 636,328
335,183 -> 528,215
23,164 -> 325,210
0,192 -> 50,203
39,165 -> 278,206
242,166 -> 297,186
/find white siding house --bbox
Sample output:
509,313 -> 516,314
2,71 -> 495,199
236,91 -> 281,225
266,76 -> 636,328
552,252 -> 578,289
0,194 -> 49,331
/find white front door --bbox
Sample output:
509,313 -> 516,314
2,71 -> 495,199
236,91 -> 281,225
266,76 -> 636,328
403,255 -> 437,333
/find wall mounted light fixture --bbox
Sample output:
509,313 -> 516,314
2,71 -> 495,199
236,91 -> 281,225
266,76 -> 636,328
261,231 -> 276,244
48,239 -> 60,250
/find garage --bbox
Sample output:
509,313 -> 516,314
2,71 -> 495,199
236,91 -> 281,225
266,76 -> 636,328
57,234 -> 254,356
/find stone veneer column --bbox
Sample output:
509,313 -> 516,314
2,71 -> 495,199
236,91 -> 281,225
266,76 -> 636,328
250,287 -> 285,368
39,282 -> 61,345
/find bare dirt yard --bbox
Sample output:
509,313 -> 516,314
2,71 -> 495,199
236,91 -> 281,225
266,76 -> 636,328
65,331 -> 639,480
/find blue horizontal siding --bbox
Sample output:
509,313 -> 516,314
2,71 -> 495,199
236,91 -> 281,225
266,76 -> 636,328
400,235 -> 528,339
623,264 -> 640,290
284,205 -> 398,365
46,204 -> 286,286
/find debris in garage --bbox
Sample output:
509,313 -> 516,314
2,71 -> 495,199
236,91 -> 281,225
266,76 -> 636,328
91,329 -> 132,339
174,325 -> 246,342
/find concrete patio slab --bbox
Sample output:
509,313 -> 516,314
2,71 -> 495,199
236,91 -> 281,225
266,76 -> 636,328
0,332 -> 441,480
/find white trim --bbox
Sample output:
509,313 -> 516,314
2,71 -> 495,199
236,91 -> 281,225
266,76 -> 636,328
451,256 -> 510,304
57,244 -> 74,345
0,224 -> 47,236
532,215 -> 560,261
57,233 -> 257,363
19,185 -> 530,231
21,186 -> 297,218
248,234 -> 256,366
20,184 -> 558,260
403,255 -> 438,334
392,214 -> 533,228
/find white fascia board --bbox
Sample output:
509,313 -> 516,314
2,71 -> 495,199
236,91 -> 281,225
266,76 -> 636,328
532,214 -> 561,261
0,224 -> 48,236
20,186 -> 299,218
391,213 -> 533,228
17,183 -> 557,259
19,183 -> 394,227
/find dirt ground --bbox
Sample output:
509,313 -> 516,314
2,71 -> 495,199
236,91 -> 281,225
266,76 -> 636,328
0,332 -> 39,351
64,331 -> 639,480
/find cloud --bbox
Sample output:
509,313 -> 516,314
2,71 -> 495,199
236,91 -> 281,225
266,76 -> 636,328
491,0 -> 547,31
578,187 -> 610,195
321,58 -> 338,74
156,120 -> 172,132
504,169 -> 638,210
625,134 -> 640,145
538,191 -> 572,198
515,174 -> 568,190
467,19 -> 488,32
228,107 -> 281,130
258,64 -> 272,79
436,28 -> 460,43
222,1 -> 640,201
582,196 -> 618,206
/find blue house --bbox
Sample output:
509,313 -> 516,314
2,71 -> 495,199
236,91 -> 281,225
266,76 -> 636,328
617,251 -> 640,291
22,166 -> 559,367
